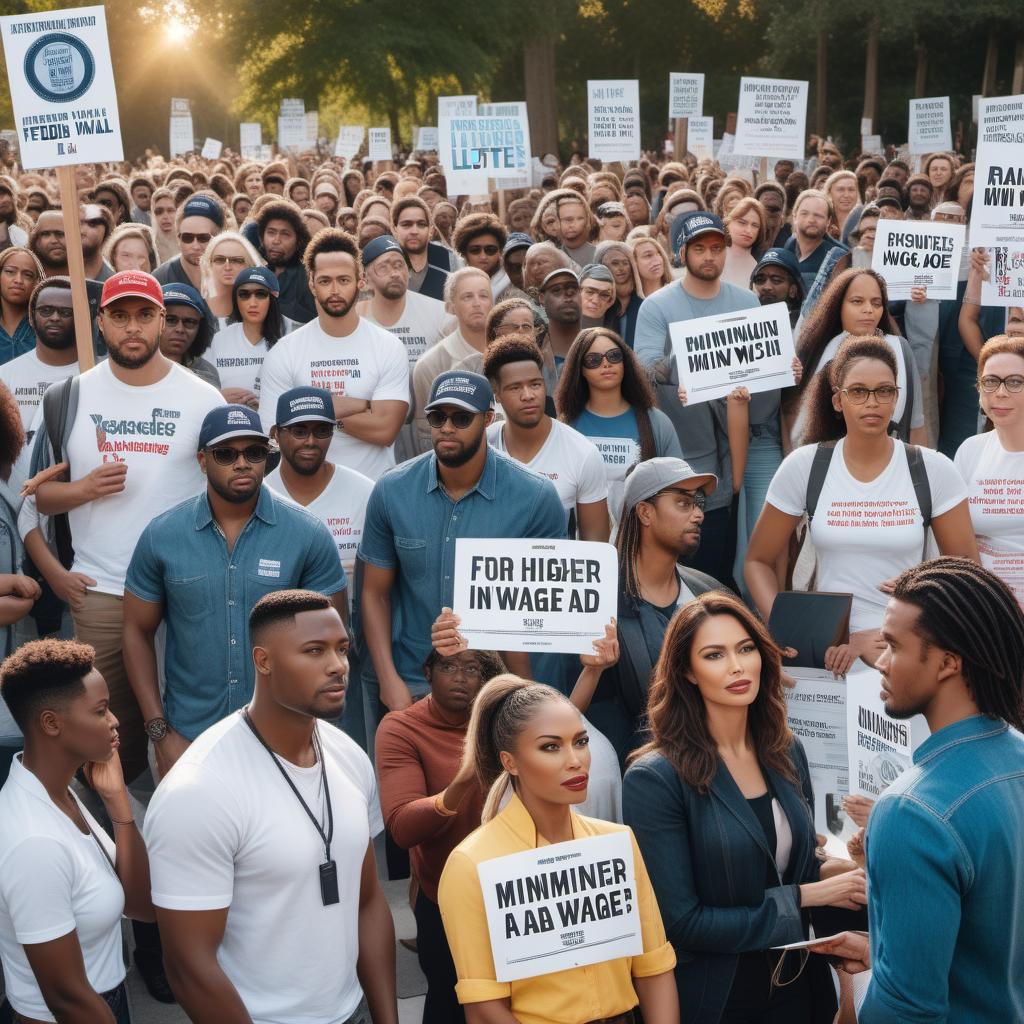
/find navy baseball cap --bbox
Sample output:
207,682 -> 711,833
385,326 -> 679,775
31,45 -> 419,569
751,248 -> 805,297
503,232 -> 532,256
424,371 -> 494,414
671,211 -> 725,254
161,282 -> 207,316
540,267 -> 579,291
198,405 -> 270,450
276,386 -> 336,428
181,194 -> 224,227
233,266 -> 280,296
362,234 -> 406,267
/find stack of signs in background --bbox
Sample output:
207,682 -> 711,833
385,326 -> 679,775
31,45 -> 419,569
239,122 -> 262,160
587,80 -> 641,163
334,125 -> 364,161
169,97 -> 193,157
477,102 -> 531,190
277,97 -> 305,151
872,219 -> 966,299
908,96 -> 951,156
367,127 -> 392,162
734,76 -> 809,162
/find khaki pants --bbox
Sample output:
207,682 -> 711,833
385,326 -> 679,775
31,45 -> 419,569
73,591 -> 147,784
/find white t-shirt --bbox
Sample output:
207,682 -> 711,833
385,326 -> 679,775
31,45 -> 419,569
0,757 -> 124,1022
487,419 -> 608,523
766,438 -> 966,632
207,321 -> 269,394
257,317 -> 410,480
145,713 -> 384,1024
65,360 -> 225,594
264,463 -> 373,580
0,351 -> 79,430
364,290 -> 451,375
955,430 -> 1024,605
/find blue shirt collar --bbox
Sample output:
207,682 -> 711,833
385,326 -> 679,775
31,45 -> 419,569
912,714 -> 1008,767
425,446 -> 497,500
192,484 -> 278,531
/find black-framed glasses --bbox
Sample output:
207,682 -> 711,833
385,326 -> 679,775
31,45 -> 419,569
467,244 -> 500,256
206,444 -> 269,466
165,314 -> 201,330
582,348 -> 624,370
840,384 -> 899,405
179,232 -> 212,245
283,423 -> 334,440
653,487 -> 707,512
426,409 -> 477,429
978,374 -> 1024,394
36,304 -> 74,319
237,288 -> 271,302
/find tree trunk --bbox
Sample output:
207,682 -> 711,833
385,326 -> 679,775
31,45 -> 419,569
816,26 -> 827,136
863,16 -> 880,127
523,40 -> 559,158
1013,33 -> 1024,96
982,28 -> 999,97
914,39 -> 928,97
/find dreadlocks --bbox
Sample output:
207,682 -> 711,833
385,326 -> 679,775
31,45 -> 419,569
891,557 -> 1024,731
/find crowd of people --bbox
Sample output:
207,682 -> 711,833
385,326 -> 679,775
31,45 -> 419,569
0,128 -> 1020,1024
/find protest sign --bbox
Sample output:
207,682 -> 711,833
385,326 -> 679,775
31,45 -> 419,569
970,94 -> 1024,249
0,4 -> 123,168
437,95 -> 477,185
981,247 -> 1024,307
669,72 -> 704,118
200,137 -> 222,160
442,103 -> 530,193
415,125 -> 438,151
367,126 -> 392,162
669,301 -> 796,404
478,101 -> 532,189
860,117 -> 873,136
476,831 -> 643,982
277,97 -> 305,151
304,110 -> 319,147
733,77 -> 808,159
259,143 -> 272,161
686,116 -> 714,160
908,96 -> 951,154
239,121 -> 261,158
872,219 -> 966,300
169,113 -> 193,157
861,134 -> 883,155
587,80 -> 640,163
334,125 -> 364,160
452,539 -> 617,654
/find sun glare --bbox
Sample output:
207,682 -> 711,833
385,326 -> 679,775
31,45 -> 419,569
164,21 -> 194,44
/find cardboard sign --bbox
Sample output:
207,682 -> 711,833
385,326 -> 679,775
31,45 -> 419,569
441,108 -> 531,195
478,101 -> 532,189
169,114 -> 193,157
334,125 -> 364,160
367,126 -> 392,162
239,121 -> 261,158
981,247 -> 1024,307
200,137 -> 222,160
669,301 -> 796,404
0,4 -> 123,168
733,76 -> 808,159
872,219 -> 966,299
588,80 -> 640,163
669,72 -> 704,119
452,539 -> 617,654
477,831 -> 643,982
970,95 -> 1024,249
277,97 -> 305,151
908,96 -> 951,154
686,116 -> 714,160
415,125 -> 438,151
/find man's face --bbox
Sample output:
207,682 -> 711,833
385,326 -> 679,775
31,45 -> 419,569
752,267 -> 797,306
624,192 -> 649,225
876,599 -> 947,721
640,486 -> 705,558
505,249 -> 526,291
367,251 -> 408,301
79,204 -> 107,258
885,164 -> 909,187
178,215 -> 217,267
244,171 -> 263,197
291,185 -> 311,208
450,274 -> 492,332
99,297 -> 163,369
93,189 -> 123,221
541,279 -> 581,325
33,212 -> 66,268
580,278 -> 615,319
160,303 -> 201,362
310,250 -> 361,319
431,406 -> 490,467
495,360 -> 546,430
31,285 -> 76,350
774,160 -> 795,184
857,216 -> 879,249
908,183 -> 932,209
759,192 -> 785,241
426,650 -> 486,718
464,233 -> 502,276
131,185 -> 152,211
199,436 -> 267,504
557,200 -> 588,248
394,207 -> 430,256
684,235 -> 726,282
26,196 -> 46,221
262,218 -> 299,267
794,198 -> 829,243
0,188 -> 14,218
273,420 -> 333,476
509,205 -> 533,233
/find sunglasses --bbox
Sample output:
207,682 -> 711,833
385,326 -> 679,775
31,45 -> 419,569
206,444 -> 270,466
211,254 -> 248,266
165,314 -> 201,330
582,348 -> 624,370
426,409 -> 478,429
467,244 -> 500,256
237,288 -> 270,302
179,232 -> 212,245
282,423 -> 334,439
36,304 -> 74,319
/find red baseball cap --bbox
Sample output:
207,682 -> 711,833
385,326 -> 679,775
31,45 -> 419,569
99,271 -> 165,310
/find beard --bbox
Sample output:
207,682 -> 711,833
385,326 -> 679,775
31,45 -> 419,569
378,280 -> 406,300
40,330 -> 76,352
434,428 -> 484,467
36,247 -> 66,269
319,294 -> 356,319
106,336 -> 159,369
208,474 -> 261,504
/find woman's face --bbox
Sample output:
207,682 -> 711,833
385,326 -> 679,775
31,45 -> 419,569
832,357 -> 898,437
63,669 -> 120,765
978,351 -> 1024,430
236,282 -> 271,326
433,206 -> 455,236
581,335 -> 624,393
841,274 -> 884,335
154,198 -> 176,234
0,251 -> 40,307
928,158 -> 953,189
210,240 -> 250,290
1007,307 -> 1024,339
624,192 -> 649,225
160,303 -> 200,361
112,237 -> 152,273
686,614 -> 762,711
830,178 -> 859,212
541,205 -> 560,239
728,209 -> 761,251
244,171 -> 263,198
634,242 -> 664,282
494,305 -> 536,340
603,251 -> 634,290
234,198 -> 252,223
500,700 -> 591,810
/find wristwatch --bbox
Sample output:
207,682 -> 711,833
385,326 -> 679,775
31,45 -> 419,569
145,717 -> 169,742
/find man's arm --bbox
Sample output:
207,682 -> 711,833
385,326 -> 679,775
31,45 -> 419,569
359,560 -> 413,710
35,461 -> 127,516
356,842 -> 398,1024
575,498 -> 610,542
332,397 -> 409,447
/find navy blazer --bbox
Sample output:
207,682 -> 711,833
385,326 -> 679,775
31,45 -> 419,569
623,740 -> 828,1024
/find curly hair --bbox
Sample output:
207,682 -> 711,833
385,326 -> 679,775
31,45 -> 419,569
302,226 -> 360,278
485,298 -> 536,343
0,638 -> 96,732
483,337 -> 544,384
452,212 -> 507,259
0,380 -> 24,472
256,199 -> 312,267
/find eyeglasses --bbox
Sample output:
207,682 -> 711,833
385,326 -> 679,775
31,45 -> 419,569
36,305 -> 74,319
164,314 -> 201,330
179,232 -> 212,245
978,374 -> 1024,394
236,288 -> 270,302
434,659 -> 483,678
467,244 -> 500,256
282,423 -> 334,439
105,308 -> 159,327
494,322 -> 537,337
211,254 -> 248,266
426,409 -> 478,429
582,348 -> 624,370
653,487 -> 707,512
206,444 -> 270,466
839,385 -> 899,404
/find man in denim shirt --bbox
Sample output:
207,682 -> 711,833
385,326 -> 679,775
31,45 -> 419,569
123,405 -> 347,781
815,557 -> 1024,1023
358,370 -> 564,742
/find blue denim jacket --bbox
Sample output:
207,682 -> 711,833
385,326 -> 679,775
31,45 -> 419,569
862,715 -> 1024,1023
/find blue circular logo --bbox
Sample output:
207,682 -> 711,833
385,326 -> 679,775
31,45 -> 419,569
23,32 -> 95,104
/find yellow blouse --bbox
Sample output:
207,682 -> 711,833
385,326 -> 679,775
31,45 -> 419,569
438,792 -> 676,1024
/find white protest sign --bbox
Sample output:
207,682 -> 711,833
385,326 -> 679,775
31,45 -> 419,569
587,80 -> 640,163
259,143 -> 272,161
477,101 -> 532,189
686,116 -> 714,160
444,105 -> 530,193
733,76 -> 808,159
239,122 -> 261,158
304,110 -> 319,147
861,134 -> 883,155
981,247 -> 1024,308
669,300 -> 796,405
669,72 -> 704,118
970,95 -> 1024,249
0,5 -> 123,168
415,125 -> 438,151
200,137 -> 222,160
860,117 -> 873,136
973,94 -> 981,123
439,95 -> 478,120
170,97 -> 190,116
437,95 -> 478,189
169,115 -> 193,157
476,831 -> 643,982
277,98 -> 305,151
452,539 -> 617,655
334,125 -> 364,160
367,127 -> 392,162
872,219 -> 966,300
908,96 -> 951,154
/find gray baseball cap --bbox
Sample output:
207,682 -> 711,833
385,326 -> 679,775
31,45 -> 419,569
623,457 -> 717,512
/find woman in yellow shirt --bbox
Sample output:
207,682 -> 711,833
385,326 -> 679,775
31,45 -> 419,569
438,674 -> 679,1024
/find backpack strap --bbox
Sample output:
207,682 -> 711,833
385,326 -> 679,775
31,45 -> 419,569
895,335 -> 917,440
42,375 -> 78,464
902,442 -> 932,529
805,441 -> 838,522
